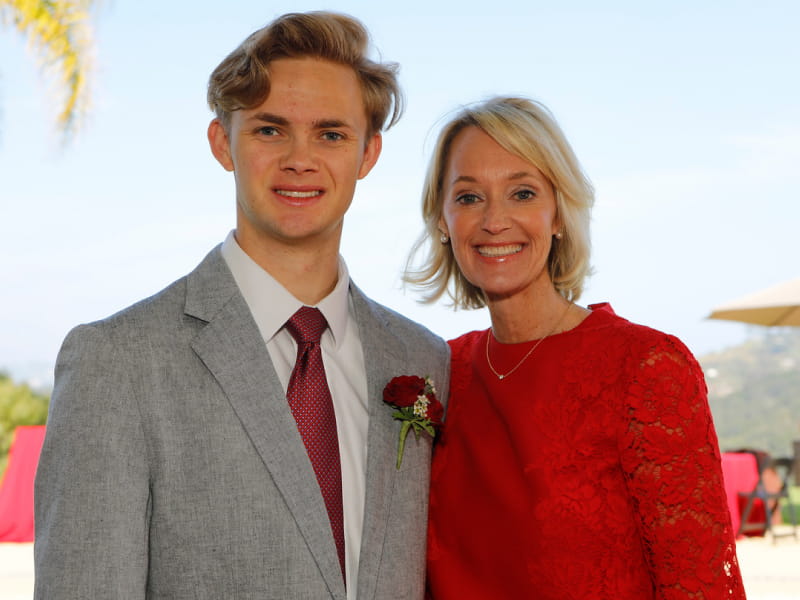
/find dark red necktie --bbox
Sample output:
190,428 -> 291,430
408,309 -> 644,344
285,307 -> 346,582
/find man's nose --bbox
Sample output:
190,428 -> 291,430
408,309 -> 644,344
280,137 -> 317,173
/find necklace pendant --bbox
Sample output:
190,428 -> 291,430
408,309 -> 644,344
485,304 -> 573,384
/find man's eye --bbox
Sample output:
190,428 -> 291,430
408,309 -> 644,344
322,131 -> 344,141
258,126 -> 279,136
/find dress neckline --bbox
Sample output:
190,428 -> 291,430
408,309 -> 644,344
486,302 -> 614,350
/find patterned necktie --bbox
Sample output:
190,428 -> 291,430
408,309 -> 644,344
285,306 -> 346,583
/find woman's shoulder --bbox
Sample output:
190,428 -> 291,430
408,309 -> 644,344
587,303 -> 696,354
586,304 -> 703,390
446,330 -> 488,379
447,329 -> 486,352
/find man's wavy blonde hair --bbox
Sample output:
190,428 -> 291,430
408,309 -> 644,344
207,11 -> 403,137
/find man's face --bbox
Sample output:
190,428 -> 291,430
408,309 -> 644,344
209,57 -> 381,257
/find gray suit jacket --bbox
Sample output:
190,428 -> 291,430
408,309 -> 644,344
34,246 -> 450,599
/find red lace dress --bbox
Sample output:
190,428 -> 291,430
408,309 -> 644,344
427,304 -> 745,600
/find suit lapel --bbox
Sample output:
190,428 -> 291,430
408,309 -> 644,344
185,248 -> 347,600
349,284 -> 407,600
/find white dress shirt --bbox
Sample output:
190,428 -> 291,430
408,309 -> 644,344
221,232 -> 368,598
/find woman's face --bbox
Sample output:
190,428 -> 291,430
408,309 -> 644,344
439,126 -> 559,304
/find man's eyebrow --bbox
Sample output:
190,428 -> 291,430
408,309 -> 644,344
250,112 -> 289,126
314,119 -> 351,130
247,114 -> 353,130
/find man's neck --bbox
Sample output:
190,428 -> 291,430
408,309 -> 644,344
234,230 -> 341,305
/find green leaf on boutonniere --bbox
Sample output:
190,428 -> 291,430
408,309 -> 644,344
383,376 -> 443,469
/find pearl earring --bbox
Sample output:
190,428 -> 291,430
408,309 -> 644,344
440,232 -> 450,244
555,231 -> 563,240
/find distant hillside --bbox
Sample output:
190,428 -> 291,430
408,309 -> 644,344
701,329 -> 800,457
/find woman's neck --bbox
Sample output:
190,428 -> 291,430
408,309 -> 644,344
486,288 -> 588,344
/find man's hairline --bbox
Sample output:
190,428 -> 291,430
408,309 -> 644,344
214,55 -> 380,138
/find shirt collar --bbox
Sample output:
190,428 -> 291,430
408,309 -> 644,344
220,231 -> 351,347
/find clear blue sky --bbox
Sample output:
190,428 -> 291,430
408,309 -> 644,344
1,0 -> 799,387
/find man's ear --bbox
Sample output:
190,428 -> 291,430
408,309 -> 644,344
208,119 -> 234,172
357,132 -> 382,179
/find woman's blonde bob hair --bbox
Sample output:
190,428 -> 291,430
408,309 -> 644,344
405,97 -> 594,309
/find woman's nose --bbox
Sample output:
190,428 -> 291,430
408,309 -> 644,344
481,200 -> 512,234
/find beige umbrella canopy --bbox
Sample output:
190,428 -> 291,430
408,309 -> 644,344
708,278 -> 800,327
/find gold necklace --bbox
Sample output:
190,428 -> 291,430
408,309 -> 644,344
485,303 -> 572,380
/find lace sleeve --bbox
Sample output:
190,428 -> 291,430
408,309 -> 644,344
618,334 -> 745,600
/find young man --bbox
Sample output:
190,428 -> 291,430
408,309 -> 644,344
34,12 -> 449,599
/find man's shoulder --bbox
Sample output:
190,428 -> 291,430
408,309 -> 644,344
76,245 -> 227,337
63,276 -> 190,356
350,286 -> 445,349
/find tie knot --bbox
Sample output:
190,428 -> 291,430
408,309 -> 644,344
286,306 -> 327,345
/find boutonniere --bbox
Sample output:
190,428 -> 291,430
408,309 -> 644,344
383,375 -> 443,469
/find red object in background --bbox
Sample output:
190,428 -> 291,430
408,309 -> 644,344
721,451 -> 769,537
0,426 -> 46,542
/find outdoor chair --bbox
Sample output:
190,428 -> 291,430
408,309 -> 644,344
737,455 -> 798,542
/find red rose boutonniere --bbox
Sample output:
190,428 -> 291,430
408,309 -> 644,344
383,375 -> 443,469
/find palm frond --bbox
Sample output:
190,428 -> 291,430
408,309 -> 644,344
0,0 -> 96,140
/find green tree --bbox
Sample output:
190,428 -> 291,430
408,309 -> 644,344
0,373 -> 49,479
0,0 -> 97,140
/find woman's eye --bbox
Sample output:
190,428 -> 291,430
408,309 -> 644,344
455,193 -> 480,205
515,189 -> 536,200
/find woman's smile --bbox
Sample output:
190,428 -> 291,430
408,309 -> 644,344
476,243 -> 524,258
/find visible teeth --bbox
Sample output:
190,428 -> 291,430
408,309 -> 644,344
477,244 -> 522,257
276,189 -> 322,198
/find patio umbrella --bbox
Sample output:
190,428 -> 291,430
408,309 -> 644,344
708,277 -> 800,327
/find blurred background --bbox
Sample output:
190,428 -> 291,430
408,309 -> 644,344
3,0 -> 799,458
1,3 -> 799,595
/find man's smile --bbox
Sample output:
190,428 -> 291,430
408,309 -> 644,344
275,189 -> 323,198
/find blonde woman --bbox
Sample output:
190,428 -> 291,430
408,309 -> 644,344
408,97 -> 745,600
